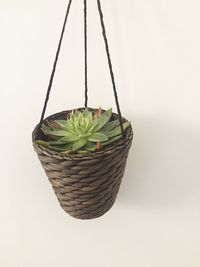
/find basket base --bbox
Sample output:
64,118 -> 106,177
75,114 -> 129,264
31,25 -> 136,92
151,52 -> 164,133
61,198 -> 116,220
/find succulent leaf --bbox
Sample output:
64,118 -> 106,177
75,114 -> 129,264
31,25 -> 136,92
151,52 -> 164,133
102,119 -> 119,131
101,135 -> 122,146
88,132 -> 108,142
88,121 -> 99,133
84,141 -> 97,152
41,123 -> 51,134
56,120 -> 75,132
60,133 -> 79,142
36,140 -> 72,152
72,138 -> 87,151
36,140 -> 50,148
82,108 -> 90,117
75,124 -> 85,135
47,130 -> 69,137
101,121 -> 130,139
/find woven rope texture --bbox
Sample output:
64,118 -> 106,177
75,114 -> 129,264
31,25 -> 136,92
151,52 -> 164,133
33,109 -> 133,219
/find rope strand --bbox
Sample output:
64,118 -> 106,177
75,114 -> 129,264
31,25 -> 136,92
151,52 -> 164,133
84,0 -> 88,107
96,0 -> 124,137
39,0 -> 73,128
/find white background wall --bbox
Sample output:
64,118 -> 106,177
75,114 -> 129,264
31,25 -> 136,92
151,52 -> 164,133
0,0 -> 200,266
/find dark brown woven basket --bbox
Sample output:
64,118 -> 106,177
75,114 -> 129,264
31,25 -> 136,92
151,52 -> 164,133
33,108 -> 133,219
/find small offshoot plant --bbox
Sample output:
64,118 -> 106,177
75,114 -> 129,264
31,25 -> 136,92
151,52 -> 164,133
36,107 -> 131,154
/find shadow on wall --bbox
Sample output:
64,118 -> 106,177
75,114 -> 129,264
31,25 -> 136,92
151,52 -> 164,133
118,114 -> 200,209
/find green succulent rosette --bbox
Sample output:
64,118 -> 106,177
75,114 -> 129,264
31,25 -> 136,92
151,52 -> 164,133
36,108 -> 131,154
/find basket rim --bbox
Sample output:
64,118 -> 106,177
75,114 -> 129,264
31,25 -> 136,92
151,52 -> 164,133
32,107 -> 133,160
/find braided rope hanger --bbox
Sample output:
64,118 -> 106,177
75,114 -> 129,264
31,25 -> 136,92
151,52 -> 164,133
39,0 -> 125,137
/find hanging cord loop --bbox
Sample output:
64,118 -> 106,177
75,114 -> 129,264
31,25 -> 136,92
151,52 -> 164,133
96,0 -> 125,137
39,0 -> 73,128
38,0 -> 125,138
84,0 -> 88,107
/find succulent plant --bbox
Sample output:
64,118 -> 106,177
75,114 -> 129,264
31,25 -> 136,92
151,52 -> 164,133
36,107 -> 131,154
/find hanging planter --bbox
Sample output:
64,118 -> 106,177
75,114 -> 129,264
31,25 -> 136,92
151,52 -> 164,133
32,0 -> 133,220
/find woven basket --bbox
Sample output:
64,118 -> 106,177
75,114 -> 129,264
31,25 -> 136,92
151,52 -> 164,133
33,108 -> 133,219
